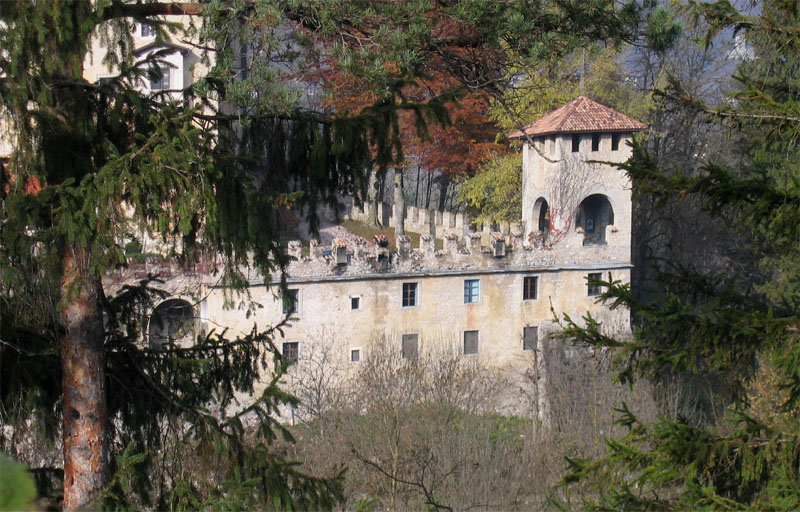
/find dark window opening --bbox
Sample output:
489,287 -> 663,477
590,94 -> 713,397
464,330 -> 479,355
591,133 -> 600,152
587,273 -> 603,297
149,67 -> 169,90
535,198 -> 550,233
611,133 -> 622,151
283,342 -> 299,363
576,194 -> 614,245
351,296 -> 360,310
402,334 -> 418,360
523,326 -> 538,351
523,276 -> 538,300
148,299 -> 194,349
571,134 -> 580,152
141,23 -> 156,37
283,289 -> 299,315
402,282 -> 417,307
351,349 -> 360,363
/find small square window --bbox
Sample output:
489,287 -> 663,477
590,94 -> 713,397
571,134 -> 580,152
149,67 -> 169,90
402,282 -> 418,307
523,326 -> 538,351
351,296 -> 361,310
282,289 -> 299,315
464,330 -> 479,355
141,23 -> 156,37
591,133 -> 600,152
611,133 -> 622,151
282,342 -> 299,363
350,349 -> 360,363
402,334 -> 418,360
464,279 -> 479,304
523,276 -> 538,300
587,273 -> 603,297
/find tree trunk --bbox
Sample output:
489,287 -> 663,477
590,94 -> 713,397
437,175 -> 451,212
366,168 -> 381,228
59,246 -> 108,511
414,164 -> 421,207
424,170 -> 433,209
393,169 -> 405,238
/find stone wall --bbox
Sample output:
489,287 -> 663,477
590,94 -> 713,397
349,202 -> 525,242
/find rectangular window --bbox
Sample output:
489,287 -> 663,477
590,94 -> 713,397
611,132 -> 621,151
282,289 -> 299,315
350,296 -> 361,310
350,349 -> 360,363
587,272 -> 603,297
463,330 -> 479,355
282,342 -> 299,363
523,326 -> 538,351
591,133 -> 600,152
141,23 -> 156,37
571,134 -> 580,152
402,334 -> 418,360
523,276 -> 538,300
464,279 -> 479,303
150,67 -> 169,90
402,282 -> 418,307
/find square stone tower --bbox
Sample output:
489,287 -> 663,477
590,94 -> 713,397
509,96 -> 646,264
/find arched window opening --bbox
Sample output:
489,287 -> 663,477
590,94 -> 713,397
576,194 -> 614,245
148,298 -> 194,348
533,197 -> 550,233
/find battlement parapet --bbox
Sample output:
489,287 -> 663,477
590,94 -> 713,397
103,221 -> 630,291
281,226 -> 630,281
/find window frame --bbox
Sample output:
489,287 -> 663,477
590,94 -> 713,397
140,23 -> 156,38
523,326 -> 538,351
463,330 -> 479,355
523,276 -> 538,301
350,348 -> 361,363
350,295 -> 361,311
464,279 -> 480,304
282,341 -> 299,364
282,288 -> 299,315
401,333 -> 419,360
149,67 -> 170,90
402,282 -> 418,307
591,133 -> 600,152
587,272 -> 603,297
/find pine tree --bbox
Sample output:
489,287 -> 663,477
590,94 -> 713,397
0,0 -> 645,509
558,1 -> 800,509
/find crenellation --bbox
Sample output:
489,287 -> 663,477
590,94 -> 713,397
467,232 -> 482,252
108,97 -> 643,423
445,233 -> 459,255
287,240 -> 302,260
421,234 -> 436,259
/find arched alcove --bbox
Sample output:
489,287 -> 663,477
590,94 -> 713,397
533,197 -> 550,233
148,298 -> 194,348
575,194 -> 614,245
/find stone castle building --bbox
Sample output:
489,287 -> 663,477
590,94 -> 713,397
118,97 -> 646,397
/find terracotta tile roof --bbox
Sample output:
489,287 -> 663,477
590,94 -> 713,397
508,96 -> 647,138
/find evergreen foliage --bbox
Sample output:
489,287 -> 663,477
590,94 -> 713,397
558,1 -> 800,509
0,0 -> 651,508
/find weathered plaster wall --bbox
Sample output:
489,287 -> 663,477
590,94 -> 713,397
522,132 -> 633,263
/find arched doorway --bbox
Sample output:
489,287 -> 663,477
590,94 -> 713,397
576,194 -> 614,245
148,298 -> 194,348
